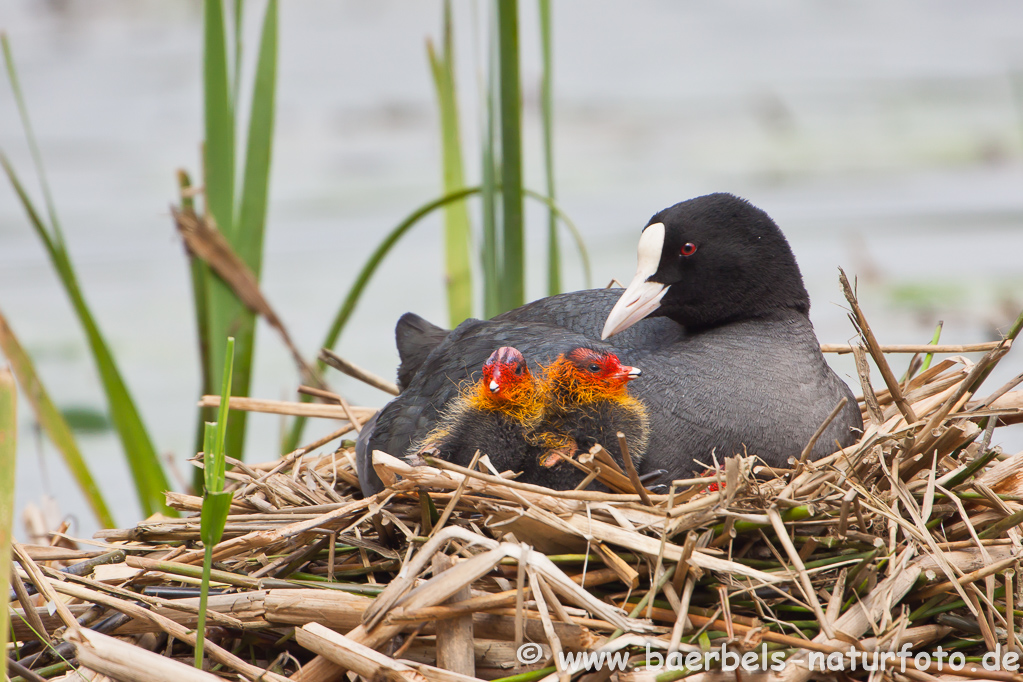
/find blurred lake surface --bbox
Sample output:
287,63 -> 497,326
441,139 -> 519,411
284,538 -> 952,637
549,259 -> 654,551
1,0 -> 1022,534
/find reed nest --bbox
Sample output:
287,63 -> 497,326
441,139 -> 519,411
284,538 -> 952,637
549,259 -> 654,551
8,306 -> 1023,682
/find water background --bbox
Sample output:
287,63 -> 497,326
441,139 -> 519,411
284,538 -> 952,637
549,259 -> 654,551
2,0 -> 1022,536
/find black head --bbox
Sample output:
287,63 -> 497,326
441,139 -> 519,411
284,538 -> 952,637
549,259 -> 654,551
602,193 -> 810,336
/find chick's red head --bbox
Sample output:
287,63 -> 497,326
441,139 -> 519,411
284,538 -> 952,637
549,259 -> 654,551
473,346 -> 545,418
481,346 -> 529,395
561,348 -> 641,397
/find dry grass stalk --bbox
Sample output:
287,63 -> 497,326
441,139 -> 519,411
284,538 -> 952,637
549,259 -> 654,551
67,627 -> 223,682
433,553 -> 476,676
199,394 -> 376,422
840,268 -> 918,423
822,341 -> 1010,354
320,348 -> 400,396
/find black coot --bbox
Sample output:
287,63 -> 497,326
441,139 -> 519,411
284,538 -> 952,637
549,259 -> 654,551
358,193 -> 861,494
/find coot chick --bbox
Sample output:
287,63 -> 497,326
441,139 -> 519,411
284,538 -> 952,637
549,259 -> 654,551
542,348 -> 648,463
410,346 -> 545,471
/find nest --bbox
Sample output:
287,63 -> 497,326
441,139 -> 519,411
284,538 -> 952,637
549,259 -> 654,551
8,305 -> 1023,682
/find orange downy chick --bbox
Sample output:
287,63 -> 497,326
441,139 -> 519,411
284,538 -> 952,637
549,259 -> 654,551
411,347 -> 545,472
537,348 -> 649,473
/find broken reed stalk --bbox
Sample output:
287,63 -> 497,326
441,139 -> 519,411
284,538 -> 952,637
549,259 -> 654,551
8,308 -> 1023,682
618,431 -> 653,506
320,348 -> 400,396
820,341 -> 1009,354
839,268 -> 917,423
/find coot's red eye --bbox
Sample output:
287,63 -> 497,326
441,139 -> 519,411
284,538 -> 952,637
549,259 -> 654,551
680,242 -> 697,256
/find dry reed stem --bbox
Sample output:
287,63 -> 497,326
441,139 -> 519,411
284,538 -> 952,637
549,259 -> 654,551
199,395 -> 375,421
320,348 -> 400,396
822,341 -> 1010,354
433,553 -> 475,677
840,268 -> 918,423
67,627 -> 223,682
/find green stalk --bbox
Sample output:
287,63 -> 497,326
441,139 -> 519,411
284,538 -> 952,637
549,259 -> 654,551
920,320 -> 943,374
196,337 -> 235,668
497,0 -> 525,312
0,367 -> 16,680
202,0 -> 244,475
429,0 -> 474,326
967,306 -> 1023,394
180,170 -> 216,489
538,0 -> 560,296
232,0 -> 244,107
490,668 -> 557,682
194,423 -> 217,669
525,189 -> 591,288
203,0 -> 235,242
197,0 -> 277,478
481,8 -> 501,319
0,309 -> 114,528
942,447 -> 1001,489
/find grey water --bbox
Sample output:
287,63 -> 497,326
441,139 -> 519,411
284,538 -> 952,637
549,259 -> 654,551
1,0 -> 1022,537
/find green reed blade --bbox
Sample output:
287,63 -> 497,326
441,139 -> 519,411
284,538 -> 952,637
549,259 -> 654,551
481,8 -> 501,319
211,337 -> 235,493
235,0 -> 277,279
0,310 -> 115,528
920,320 -> 943,373
202,0 -> 249,474
428,0 -> 474,327
0,155 -> 169,518
179,171 -> 217,469
197,0 -> 278,474
497,0 -> 525,313
2,35 -> 62,245
538,0 -> 560,296
195,423 -> 216,669
232,0 -> 244,107
197,337 -> 235,669
204,0 -> 235,240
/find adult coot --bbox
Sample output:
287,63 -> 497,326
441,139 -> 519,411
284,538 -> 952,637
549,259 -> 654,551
358,193 -> 861,493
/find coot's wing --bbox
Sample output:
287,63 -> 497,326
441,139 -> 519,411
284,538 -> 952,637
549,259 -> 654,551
355,411 -> 383,495
394,312 -> 450,390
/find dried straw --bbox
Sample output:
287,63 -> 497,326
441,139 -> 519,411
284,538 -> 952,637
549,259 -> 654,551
12,306 -> 1023,682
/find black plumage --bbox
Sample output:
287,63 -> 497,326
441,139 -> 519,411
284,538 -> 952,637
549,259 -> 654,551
357,193 -> 862,494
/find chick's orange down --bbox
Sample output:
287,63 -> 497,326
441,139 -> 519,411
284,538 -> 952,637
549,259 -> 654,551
411,347 -> 546,474
527,348 -> 650,488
